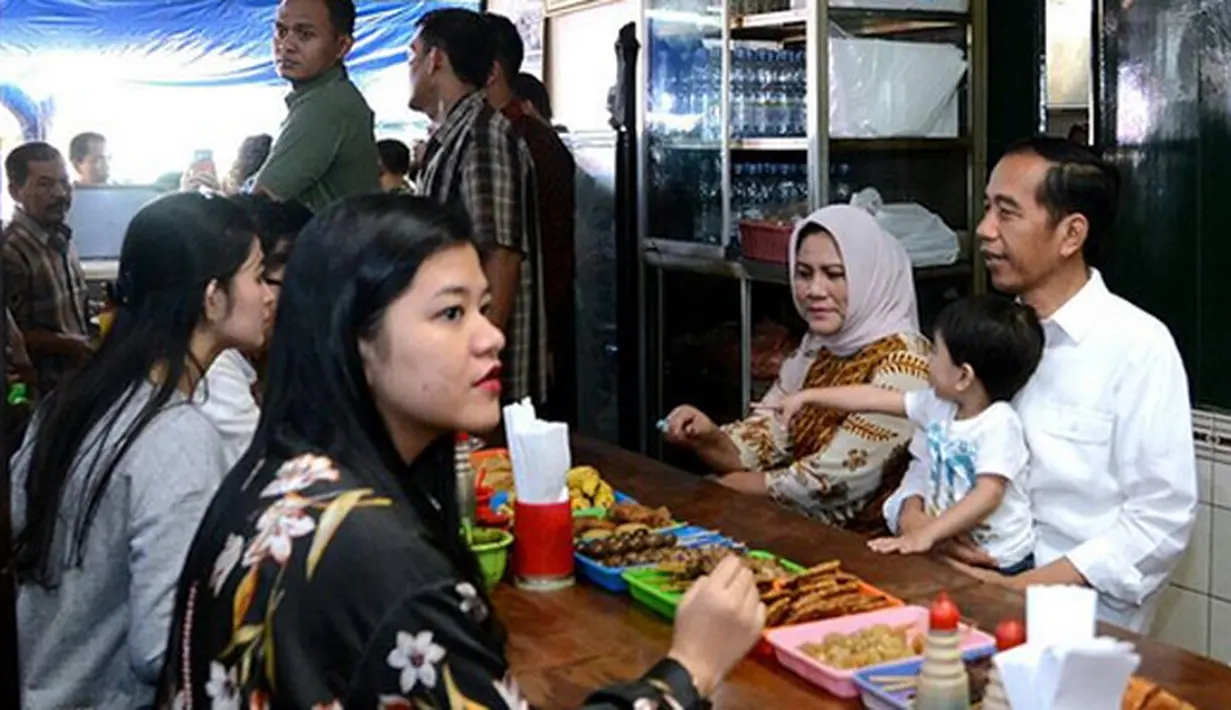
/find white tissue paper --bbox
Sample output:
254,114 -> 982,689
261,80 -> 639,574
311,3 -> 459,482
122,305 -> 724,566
996,585 -> 1140,710
502,398 -> 571,504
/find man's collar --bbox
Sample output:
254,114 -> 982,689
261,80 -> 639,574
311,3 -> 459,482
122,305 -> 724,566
429,90 -> 487,145
286,64 -> 346,107
11,206 -> 71,246
1044,268 -> 1108,344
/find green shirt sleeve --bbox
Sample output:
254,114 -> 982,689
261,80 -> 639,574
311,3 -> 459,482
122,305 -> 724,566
255,101 -> 344,202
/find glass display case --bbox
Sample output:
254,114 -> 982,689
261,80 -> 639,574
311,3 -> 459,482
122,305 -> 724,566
642,1 -> 726,250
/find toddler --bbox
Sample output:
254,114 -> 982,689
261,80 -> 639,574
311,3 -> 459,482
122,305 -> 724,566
769,294 -> 1044,574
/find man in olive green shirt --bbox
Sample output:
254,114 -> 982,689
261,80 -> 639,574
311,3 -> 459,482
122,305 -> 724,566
254,0 -> 380,213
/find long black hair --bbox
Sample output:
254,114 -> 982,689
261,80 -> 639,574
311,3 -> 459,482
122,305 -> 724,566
12,192 -> 256,587
231,193 -> 499,638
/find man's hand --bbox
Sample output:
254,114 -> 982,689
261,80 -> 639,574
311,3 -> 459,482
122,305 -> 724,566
936,535 -> 998,568
945,558 -> 1025,590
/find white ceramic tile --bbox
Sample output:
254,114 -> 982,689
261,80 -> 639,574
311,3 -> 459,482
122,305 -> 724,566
1213,507 -> 1231,602
1173,504 -> 1213,594
1214,458 -> 1231,510
1150,585 -> 1210,656
1212,598 -> 1231,664
1198,455 -> 1214,505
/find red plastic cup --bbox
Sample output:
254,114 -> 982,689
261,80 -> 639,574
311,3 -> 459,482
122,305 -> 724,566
512,499 -> 575,591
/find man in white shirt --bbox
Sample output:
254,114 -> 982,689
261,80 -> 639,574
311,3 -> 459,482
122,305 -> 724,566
884,136 -> 1197,633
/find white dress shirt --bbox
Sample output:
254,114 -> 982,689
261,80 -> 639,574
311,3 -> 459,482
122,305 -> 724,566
886,270 -> 1198,632
197,348 -> 259,471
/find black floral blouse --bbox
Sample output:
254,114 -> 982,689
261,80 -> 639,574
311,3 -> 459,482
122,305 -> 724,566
159,445 -> 700,709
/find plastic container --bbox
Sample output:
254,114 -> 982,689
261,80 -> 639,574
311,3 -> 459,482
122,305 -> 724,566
853,645 -> 995,710
469,528 -> 514,590
765,605 -> 996,699
624,553 -> 905,659
739,219 -> 795,264
577,526 -> 739,593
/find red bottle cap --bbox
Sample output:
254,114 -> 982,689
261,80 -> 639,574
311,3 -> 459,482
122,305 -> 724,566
929,591 -> 961,632
994,618 -> 1027,651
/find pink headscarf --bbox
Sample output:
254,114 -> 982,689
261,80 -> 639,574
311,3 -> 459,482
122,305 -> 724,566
764,205 -> 920,405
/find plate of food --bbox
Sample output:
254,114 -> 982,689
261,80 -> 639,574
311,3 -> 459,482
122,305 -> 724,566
852,645 -> 996,710
625,555 -> 904,657
573,523 -> 739,593
767,605 -> 995,698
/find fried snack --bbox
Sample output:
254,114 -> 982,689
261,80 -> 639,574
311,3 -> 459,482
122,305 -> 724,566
573,517 -> 617,539
606,544 -> 731,569
568,466 -> 616,510
799,623 -> 921,670
1122,677 -> 1197,710
607,501 -> 673,528
473,451 -> 513,491
576,528 -> 676,564
759,559 -> 895,626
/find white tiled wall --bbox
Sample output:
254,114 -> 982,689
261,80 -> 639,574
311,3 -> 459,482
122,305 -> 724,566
1150,409 -> 1231,661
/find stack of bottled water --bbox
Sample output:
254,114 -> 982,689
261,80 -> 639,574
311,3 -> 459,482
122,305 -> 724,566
732,162 -> 809,221
730,47 -> 806,139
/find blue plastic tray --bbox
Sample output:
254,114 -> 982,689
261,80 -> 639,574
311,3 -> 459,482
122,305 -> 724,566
852,645 -> 996,710
574,525 -> 740,593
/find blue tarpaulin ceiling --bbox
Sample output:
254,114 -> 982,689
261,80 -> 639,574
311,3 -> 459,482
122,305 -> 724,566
0,0 -> 475,86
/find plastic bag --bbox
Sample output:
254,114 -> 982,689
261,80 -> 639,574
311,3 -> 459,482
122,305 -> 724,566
851,188 -> 960,267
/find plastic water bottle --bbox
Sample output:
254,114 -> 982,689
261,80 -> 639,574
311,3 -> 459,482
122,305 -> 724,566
753,49 -> 772,137
731,47 -> 749,138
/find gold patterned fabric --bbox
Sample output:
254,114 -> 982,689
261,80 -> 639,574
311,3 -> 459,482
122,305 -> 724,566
722,333 -> 930,526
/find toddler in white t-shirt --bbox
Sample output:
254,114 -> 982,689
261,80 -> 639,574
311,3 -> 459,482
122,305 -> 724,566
768,294 -> 1044,574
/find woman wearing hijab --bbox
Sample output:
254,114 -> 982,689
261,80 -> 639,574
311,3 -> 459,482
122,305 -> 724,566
664,205 -> 929,526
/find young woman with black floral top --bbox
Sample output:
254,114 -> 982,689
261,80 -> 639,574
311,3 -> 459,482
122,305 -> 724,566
159,195 -> 765,709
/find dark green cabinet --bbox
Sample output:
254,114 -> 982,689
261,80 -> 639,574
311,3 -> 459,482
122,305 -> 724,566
1098,0 -> 1229,409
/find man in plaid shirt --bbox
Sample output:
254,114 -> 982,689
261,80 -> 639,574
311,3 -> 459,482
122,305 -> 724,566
410,8 -> 546,405
3,142 -> 92,392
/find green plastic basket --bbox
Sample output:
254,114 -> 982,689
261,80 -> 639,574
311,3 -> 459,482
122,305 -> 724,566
622,551 -> 803,620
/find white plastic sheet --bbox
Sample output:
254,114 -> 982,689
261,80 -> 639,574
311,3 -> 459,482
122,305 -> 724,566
829,37 -> 968,137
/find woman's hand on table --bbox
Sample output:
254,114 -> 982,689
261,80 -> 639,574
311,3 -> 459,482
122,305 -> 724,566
713,471 -> 769,495
668,555 -> 767,698
663,405 -> 720,448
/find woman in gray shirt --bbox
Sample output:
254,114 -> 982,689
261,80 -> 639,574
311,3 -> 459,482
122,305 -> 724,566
9,192 -> 274,710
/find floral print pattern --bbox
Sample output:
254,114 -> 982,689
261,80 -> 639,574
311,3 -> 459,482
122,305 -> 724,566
165,451 -> 704,709
387,630 -> 448,693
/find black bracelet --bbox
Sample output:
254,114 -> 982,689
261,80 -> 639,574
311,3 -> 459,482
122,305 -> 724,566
646,657 -> 711,710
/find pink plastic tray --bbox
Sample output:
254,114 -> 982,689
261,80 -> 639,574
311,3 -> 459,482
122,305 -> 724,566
764,605 -> 995,699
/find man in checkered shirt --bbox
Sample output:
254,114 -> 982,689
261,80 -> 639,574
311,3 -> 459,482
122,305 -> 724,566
409,8 -> 547,406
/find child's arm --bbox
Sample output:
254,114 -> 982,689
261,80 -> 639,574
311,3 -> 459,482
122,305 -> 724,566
869,475 -> 1008,555
769,385 -> 907,425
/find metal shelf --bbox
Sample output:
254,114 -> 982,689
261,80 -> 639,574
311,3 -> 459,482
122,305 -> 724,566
732,137 -> 808,151
731,137 -> 970,152
730,6 -> 969,38
646,248 -> 975,286
831,137 -> 971,152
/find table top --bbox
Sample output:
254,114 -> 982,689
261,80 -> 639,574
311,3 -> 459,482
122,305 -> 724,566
497,437 -> 1231,709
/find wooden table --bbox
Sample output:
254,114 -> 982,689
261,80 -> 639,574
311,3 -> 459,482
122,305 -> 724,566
497,438 -> 1231,709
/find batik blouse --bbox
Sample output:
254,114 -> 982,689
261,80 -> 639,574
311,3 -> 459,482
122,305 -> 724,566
722,333 -> 930,526
160,442 -> 703,709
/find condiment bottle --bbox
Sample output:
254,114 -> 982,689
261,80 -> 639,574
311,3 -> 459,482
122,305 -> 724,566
454,432 -> 477,534
915,591 -> 971,710
982,618 -> 1026,710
